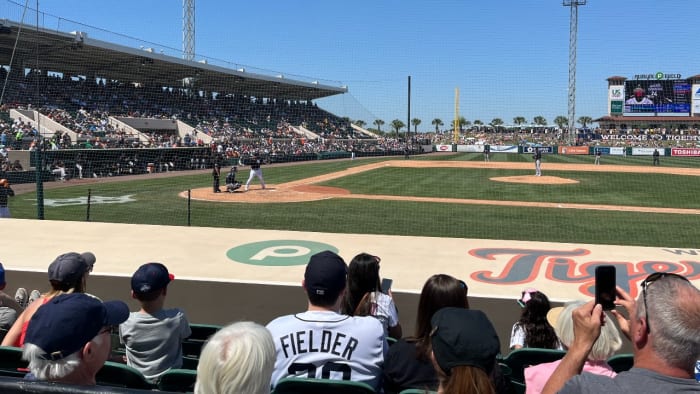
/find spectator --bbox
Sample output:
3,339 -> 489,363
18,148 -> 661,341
266,251 -> 386,391
194,321 -> 275,394
383,274 -> 469,393
524,300 -> 622,394
22,293 -> 129,386
341,252 -> 402,339
2,252 -> 91,347
542,273 -> 700,394
510,288 -> 562,350
0,178 -> 14,218
0,262 -> 23,329
119,262 -> 191,383
430,307 -> 501,394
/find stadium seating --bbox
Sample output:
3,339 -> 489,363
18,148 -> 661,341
95,361 -> 153,390
500,348 -> 566,386
0,375 -> 162,394
607,353 -> 634,373
272,377 -> 376,394
188,323 -> 221,341
157,369 -> 197,393
0,346 -> 28,378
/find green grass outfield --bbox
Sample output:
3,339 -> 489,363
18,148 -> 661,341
11,153 -> 700,248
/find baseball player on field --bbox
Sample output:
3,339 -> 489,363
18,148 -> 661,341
244,154 -> 266,191
533,148 -> 542,176
266,251 -> 386,391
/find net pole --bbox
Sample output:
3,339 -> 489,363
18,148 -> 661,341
453,87 -> 459,145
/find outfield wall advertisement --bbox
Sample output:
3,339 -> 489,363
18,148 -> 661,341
671,148 -> 700,157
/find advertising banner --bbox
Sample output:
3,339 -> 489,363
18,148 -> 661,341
522,146 -> 554,154
558,146 -> 589,155
671,148 -> 700,157
693,84 -> 700,116
631,147 -> 661,156
456,145 -> 484,153
490,145 -> 518,153
435,144 -> 452,152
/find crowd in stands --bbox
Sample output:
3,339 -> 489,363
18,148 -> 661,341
1,249 -> 698,394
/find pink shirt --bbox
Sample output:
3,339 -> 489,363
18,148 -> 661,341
524,359 -> 617,394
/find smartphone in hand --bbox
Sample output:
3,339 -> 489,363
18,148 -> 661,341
595,265 -> 617,310
381,278 -> 393,294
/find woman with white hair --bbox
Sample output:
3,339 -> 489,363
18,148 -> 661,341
524,300 -> 622,394
194,321 -> 275,394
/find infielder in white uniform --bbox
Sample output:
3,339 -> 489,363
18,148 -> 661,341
266,251 -> 386,391
245,155 -> 266,191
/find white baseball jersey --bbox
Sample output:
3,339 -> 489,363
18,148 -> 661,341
266,310 -> 386,390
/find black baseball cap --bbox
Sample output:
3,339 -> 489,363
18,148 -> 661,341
304,251 -> 347,298
48,252 -> 89,286
131,262 -> 174,294
431,307 -> 500,374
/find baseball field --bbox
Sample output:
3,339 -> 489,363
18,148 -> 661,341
10,152 -> 700,248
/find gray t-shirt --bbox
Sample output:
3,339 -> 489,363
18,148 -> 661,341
119,308 -> 192,381
560,367 -> 700,393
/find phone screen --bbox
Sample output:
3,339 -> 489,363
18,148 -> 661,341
381,278 -> 393,294
595,265 -> 616,310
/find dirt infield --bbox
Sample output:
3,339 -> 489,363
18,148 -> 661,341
184,160 -> 700,215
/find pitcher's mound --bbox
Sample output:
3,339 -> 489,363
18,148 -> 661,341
490,175 -> 579,184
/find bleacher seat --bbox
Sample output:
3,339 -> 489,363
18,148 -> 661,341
272,377 -> 376,394
0,346 -> 28,378
0,375 -> 161,394
95,361 -> 153,390
157,369 -> 197,393
607,353 -> 634,373
501,348 -> 566,386
189,323 -> 222,341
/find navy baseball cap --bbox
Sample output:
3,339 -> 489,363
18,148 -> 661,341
80,252 -> 96,271
47,252 -> 89,285
131,262 -> 174,294
25,293 -> 129,360
430,307 -> 500,374
304,251 -> 347,298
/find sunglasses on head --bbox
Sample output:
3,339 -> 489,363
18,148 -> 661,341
641,272 -> 689,334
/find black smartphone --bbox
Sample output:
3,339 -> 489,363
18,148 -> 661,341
381,278 -> 393,294
595,265 -> 617,310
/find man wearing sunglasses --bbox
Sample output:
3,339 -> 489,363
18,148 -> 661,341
543,272 -> 700,394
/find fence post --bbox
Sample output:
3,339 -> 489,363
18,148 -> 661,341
187,189 -> 191,226
86,188 -> 92,222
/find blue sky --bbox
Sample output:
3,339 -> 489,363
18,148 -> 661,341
4,0 -> 700,131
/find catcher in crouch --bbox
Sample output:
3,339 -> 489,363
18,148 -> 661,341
225,166 -> 242,192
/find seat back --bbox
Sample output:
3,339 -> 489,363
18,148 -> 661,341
607,353 -> 634,373
95,361 -> 154,390
157,369 -> 197,393
398,389 -> 438,394
272,377 -> 376,394
502,348 -> 566,384
0,346 -> 28,378
188,323 -> 221,342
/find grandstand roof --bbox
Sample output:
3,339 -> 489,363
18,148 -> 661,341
0,20 -> 347,100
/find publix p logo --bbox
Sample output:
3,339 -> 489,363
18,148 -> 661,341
227,240 -> 338,266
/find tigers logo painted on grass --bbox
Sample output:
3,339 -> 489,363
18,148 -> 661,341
39,195 -> 137,207
227,240 -> 338,266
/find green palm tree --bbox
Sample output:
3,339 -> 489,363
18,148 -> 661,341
490,118 -> 504,132
577,116 -> 593,128
533,116 -> 547,126
431,118 -> 443,133
391,119 -> 405,138
473,120 -> 483,131
554,116 -> 568,130
354,120 -> 366,128
513,116 -> 527,126
373,119 -> 385,133
450,116 -> 468,132
411,118 -> 422,133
